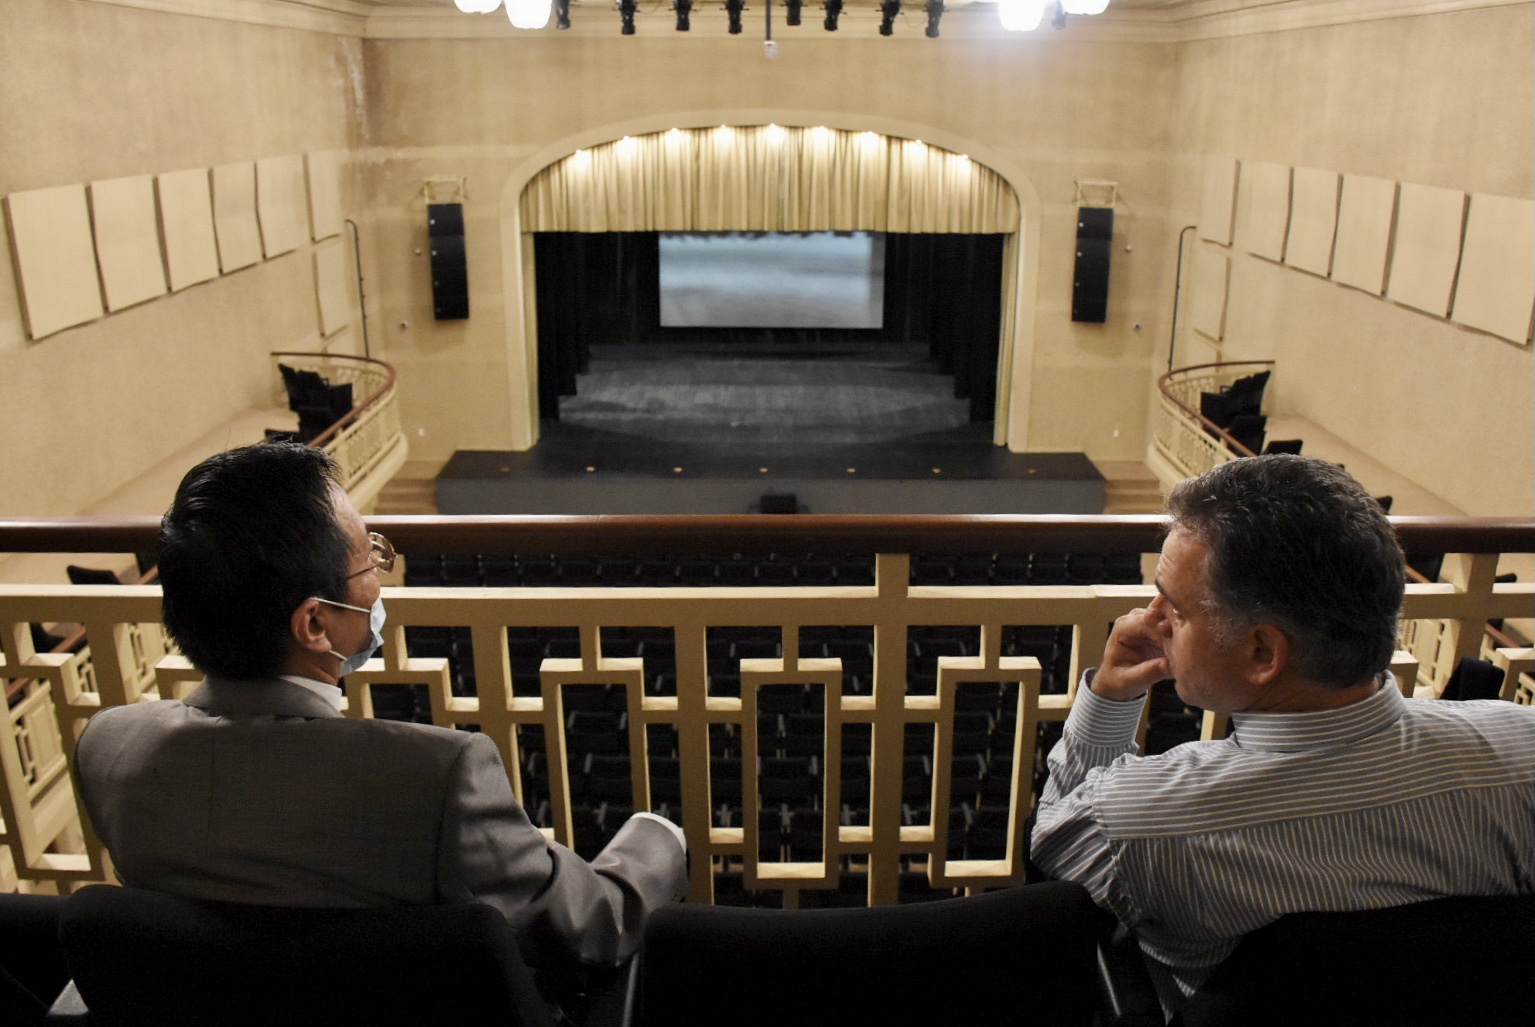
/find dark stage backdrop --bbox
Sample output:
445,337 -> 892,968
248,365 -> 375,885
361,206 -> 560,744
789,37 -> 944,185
533,232 -> 1002,423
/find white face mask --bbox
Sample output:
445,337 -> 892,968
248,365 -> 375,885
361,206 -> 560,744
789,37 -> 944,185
314,596 -> 386,677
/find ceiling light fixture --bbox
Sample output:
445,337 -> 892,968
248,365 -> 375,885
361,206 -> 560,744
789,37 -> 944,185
675,0 -> 692,31
823,0 -> 842,31
726,0 -> 745,34
505,0 -> 551,29
925,0 -> 943,37
879,0 -> 900,36
996,0 -> 1045,31
619,0 -> 636,34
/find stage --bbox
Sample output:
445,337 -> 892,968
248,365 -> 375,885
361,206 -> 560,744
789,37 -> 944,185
436,423 -> 1105,516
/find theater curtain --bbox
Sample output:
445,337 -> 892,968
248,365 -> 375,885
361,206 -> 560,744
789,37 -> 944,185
520,126 -> 1019,234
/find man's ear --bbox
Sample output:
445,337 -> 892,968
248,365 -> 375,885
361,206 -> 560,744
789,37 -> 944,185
1246,622 -> 1289,686
289,598 -> 333,655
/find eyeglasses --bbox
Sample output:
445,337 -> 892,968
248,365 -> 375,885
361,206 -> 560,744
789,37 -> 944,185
346,532 -> 397,578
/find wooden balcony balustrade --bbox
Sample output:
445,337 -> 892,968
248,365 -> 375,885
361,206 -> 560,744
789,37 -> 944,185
1,515 -> 1530,903
1151,359 -> 1275,483
270,351 -> 408,510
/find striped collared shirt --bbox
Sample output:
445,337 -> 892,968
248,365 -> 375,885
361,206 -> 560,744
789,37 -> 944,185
1030,675 -> 1535,1015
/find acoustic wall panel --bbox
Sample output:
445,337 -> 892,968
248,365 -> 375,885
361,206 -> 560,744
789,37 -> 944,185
314,238 -> 350,337
156,168 -> 220,291
1452,193 -> 1535,343
1198,157 -> 1238,245
3,184 -> 104,339
1285,168 -> 1340,277
90,175 -> 168,312
306,150 -> 343,242
1387,182 -> 1466,317
1239,161 -> 1291,262
1332,175 -> 1396,294
211,162 -> 262,272
256,155 -> 308,258
1190,242 -> 1230,341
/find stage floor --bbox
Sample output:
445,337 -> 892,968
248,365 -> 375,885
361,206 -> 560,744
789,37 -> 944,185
437,423 -> 1105,516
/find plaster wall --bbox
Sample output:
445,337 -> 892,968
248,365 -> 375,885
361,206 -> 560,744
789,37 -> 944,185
1166,5 -> 1534,515
358,30 -> 1179,466
0,0 -> 362,517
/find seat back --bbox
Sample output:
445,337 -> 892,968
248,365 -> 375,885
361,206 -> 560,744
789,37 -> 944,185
633,881 -> 1106,1027
1173,893 -> 1535,1027
59,886 -> 556,1027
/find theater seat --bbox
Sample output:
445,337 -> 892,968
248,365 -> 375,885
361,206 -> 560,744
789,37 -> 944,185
1169,894 -> 1535,1027
50,885 -> 566,1026
632,882 -> 1107,1027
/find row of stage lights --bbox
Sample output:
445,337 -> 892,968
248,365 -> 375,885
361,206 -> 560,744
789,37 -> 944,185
453,1 -> 1110,37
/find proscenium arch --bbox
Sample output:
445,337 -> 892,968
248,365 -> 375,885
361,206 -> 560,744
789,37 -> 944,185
497,110 -> 1042,452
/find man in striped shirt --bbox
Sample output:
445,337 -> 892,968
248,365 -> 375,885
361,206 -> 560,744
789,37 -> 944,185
1030,455 -> 1535,1016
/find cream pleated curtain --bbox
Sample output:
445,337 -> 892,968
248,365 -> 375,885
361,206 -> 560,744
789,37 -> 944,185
520,125 -> 1019,234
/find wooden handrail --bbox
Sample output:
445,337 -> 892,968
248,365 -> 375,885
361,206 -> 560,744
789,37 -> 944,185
1,515 -> 1530,558
1156,360 -> 1276,459
271,351 -> 398,450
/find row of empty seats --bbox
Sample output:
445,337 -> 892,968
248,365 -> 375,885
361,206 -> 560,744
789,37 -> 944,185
403,549 -> 1147,588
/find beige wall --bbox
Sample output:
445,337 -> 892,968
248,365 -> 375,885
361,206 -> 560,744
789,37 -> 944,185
2,2 -> 1530,520
1166,5 -> 1534,515
0,0 -> 362,518
359,31 -> 1179,465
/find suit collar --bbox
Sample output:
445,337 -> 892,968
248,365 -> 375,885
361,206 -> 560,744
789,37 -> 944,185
185,675 -> 344,719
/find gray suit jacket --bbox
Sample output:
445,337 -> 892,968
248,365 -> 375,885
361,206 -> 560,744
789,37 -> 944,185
74,676 -> 686,966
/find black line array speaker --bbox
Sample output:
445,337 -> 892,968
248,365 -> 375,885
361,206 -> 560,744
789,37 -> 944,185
428,203 -> 469,320
1071,207 -> 1113,323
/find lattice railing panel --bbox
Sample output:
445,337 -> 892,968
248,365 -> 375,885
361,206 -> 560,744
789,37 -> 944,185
1,557 -> 1529,900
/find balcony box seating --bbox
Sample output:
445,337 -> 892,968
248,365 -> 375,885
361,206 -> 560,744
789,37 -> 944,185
632,881 -> 1106,1027
48,885 -> 569,1026
1167,893 -> 1535,1027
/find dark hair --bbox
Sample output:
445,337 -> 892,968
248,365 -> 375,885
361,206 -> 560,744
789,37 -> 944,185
158,443 -> 351,680
1166,455 -> 1404,689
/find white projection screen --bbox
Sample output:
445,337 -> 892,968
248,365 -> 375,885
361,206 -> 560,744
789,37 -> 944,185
659,231 -> 886,329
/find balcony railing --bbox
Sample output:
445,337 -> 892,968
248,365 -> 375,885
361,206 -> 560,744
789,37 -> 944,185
271,351 -> 409,510
2,516 -> 1530,902
1150,360 -> 1273,485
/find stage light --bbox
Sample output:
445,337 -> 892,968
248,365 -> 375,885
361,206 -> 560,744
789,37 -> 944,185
554,0 -> 570,28
675,0 -> 691,30
1061,0 -> 1111,13
785,0 -> 802,26
1052,2 -> 1067,27
506,0 -> 550,29
619,0 -> 636,34
879,0 -> 900,36
725,0 -> 744,34
924,0 -> 943,37
996,0 -> 1045,31
824,0 -> 842,31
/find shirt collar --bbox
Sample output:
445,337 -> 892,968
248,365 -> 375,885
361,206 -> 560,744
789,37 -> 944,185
1229,675 -> 1405,753
278,674 -> 345,711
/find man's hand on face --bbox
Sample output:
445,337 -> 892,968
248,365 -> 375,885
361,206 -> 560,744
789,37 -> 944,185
1092,607 -> 1170,702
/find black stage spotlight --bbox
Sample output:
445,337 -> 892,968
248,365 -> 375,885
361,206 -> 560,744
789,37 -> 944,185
725,0 -> 744,33
879,0 -> 900,35
924,0 -> 943,37
619,0 -> 636,34
785,0 -> 802,26
675,0 -> 691,30
1053,2 -> 1068,29
555,0 -> 570,29
824,0 -> 842,31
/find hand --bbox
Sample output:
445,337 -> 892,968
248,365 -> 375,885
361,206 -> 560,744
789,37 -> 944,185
1092,607 -> 1169,702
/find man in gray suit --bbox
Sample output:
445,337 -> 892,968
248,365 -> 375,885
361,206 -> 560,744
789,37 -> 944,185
74,443 -> 687,980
